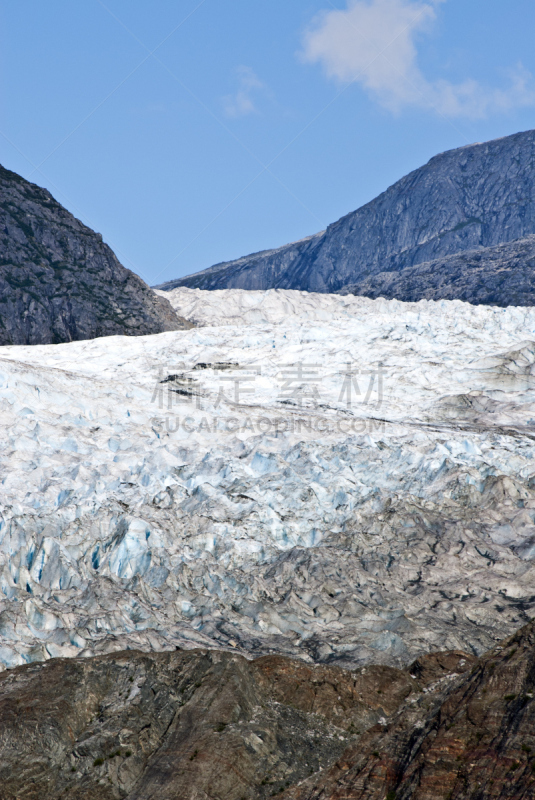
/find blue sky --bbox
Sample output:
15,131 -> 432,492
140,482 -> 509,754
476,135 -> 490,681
2,0 -> 535,286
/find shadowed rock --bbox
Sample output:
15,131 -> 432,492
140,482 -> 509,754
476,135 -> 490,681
0,165 -> 192,345
340,234 -> 535,306
0,643 -> 474,799
4,623 -> 535,799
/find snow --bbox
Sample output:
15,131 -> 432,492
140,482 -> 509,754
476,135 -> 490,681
1,289 -> 535,669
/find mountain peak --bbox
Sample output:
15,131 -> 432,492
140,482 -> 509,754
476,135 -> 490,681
156,128 -> 535,303
0,166 -> 192,345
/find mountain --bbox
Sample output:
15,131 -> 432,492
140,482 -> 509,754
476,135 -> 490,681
0,165 -> 191,345
1,621 -> 533,799
342,234 -> 535,306
156,129 -> 535,301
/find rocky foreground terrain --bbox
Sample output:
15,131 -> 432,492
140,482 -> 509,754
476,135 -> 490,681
2,622 -> 535,799
0,164 -> 190,345
156,129 -> 535,304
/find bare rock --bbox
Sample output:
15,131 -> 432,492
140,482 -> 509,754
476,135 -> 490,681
0,647 -> 414,799
284,620 -> 535,799
0,165 -> 192,345
340,234 -> 535,306
157,129 -> 535,302
1,623 -> 534,799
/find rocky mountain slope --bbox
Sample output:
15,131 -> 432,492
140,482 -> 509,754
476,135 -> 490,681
284,621 -> 535,800
156,129 -> 535,301
2,289 -> 535,672
0,165 -> 190,345
341,234 -> 535,307
0,644 -> 434,799
2,622 -> 535,799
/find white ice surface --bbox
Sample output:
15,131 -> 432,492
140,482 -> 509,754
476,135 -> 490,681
1,289 -> 535,668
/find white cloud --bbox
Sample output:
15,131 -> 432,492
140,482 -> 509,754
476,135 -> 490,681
223,66 -> 266,118
301,0 -> 535,118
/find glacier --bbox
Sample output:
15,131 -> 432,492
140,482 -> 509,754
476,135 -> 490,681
1,288 -> 535,670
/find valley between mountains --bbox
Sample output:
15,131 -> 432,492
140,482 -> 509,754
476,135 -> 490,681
4,129 -> 535,797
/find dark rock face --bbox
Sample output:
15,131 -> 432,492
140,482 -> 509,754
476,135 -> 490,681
340,234 -> 535,306
157,129 -> 535,301
4,623 -> 535,798
285,621 -> 535,800
0,644 -> 474,800
0,165 -> 191,345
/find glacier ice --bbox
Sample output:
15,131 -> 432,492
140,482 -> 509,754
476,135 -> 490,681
1,288 -> 535,669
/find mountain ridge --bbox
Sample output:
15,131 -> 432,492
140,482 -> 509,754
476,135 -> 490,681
0,165 -> 191,345
156,128 -> 535,301
341,234 -> 535,306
